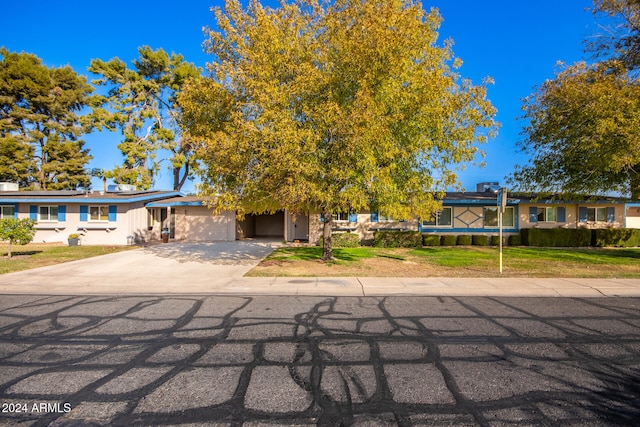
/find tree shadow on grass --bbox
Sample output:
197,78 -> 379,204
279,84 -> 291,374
1,250 -> 42,257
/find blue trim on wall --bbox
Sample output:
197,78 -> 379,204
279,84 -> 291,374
58,205 -> 66,222
108,205 -> 117,222
30,205 -> 37,221
80,205 -> 88,222
0,191 -> 183,205
421,227 -> 519,233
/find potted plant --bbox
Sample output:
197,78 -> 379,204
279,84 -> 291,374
68,233 -> 80,246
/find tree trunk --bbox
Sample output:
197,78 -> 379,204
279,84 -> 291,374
631,170 -> 640,200
7,242 -> 12,259
321,207 -> 334,261
173,161 -> 190,192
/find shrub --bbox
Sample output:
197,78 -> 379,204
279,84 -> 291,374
520,228 -> 591,247
0,218 -> 36,258
508,234 -> 522,246
440,235 -> 457,246
373,230 -> 422,248
592,228 -> 640,247
456,235 -> 472,245
422,234 -> 440,246
331,232 -> 360,248
472,235 -> 488,246
490,235 -> 505,246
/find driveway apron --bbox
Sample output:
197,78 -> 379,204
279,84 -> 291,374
0,239 -> 280,294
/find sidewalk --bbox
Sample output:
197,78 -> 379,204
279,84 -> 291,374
1,266 -> 640,296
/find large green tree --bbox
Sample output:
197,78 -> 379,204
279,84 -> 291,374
184,0 -> 497,260
183,0 -> 497,260
512,0 -> 640,199
0,47 -> 94,190
89,46 -> 201,191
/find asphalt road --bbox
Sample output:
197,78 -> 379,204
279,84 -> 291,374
1,295 -> 639,426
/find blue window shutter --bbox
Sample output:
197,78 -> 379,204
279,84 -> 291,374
370,212 -> 379,223
30,205 -> 38,221
607,207 -> 615,223
13,204 -> 18,218
579,207 -> 588,223
108,205 -> 117,222
320,213 -> 324,223
557,207 -> 566,223
58,205 -> 66,222
349,213 -> 358,223
529,207 -> 538,223
80,205 -> 88,222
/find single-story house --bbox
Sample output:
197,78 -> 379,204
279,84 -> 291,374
0,186 -> 181,245
1,181 -> 638,246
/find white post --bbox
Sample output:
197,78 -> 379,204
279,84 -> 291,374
498,187 -> 507,274
499,207 -> 503,274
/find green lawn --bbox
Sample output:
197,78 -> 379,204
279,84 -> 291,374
249,246 -> 640,278
0,243 -> 136,275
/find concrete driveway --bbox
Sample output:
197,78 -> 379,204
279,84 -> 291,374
0,239 -> 280,294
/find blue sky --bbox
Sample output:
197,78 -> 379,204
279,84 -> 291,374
1,0 -> 597,193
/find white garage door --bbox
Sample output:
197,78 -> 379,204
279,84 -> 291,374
178,208 -> 235,241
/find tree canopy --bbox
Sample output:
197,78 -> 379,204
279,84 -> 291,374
0,47 -> 95,190
182,0 -> 497,259
89,46 -> 201,190
511,0 -> 640,199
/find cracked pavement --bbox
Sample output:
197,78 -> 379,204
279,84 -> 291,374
1,295 -> 640,426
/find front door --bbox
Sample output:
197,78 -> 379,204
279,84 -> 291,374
293,214 -> 309,241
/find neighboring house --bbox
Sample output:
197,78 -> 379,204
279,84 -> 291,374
0,186 -> 181,245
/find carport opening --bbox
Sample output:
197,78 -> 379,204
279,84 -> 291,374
237,211 -> 285,239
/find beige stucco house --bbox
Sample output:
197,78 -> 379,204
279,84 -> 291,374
1,182 -> 638,246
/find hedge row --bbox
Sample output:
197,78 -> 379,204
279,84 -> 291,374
520,228 -> 592,247
320,232 -> 361,248
360,228 -> 640,249
592,228 -> 640,247
373,231 -> 422,248
422,234 -> 511,247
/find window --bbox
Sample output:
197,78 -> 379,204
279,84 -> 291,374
588,207 -> 606,222
530,206 -> 566,223
332,212 -> 350,222
39,206 -> 58,221
90,206 -> 109,221
0,206 -> 14,219
537,207 -> 557,222
579,206 -> 614,223
422,207 -> 452,227
378,213 -> 394,222
484,206 -> 514,228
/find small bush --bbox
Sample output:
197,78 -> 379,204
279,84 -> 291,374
373,230 -> 422,248
440,235 -> 457,246
472,235 -> 488,246
508,234 -> 522,246
490,235 -> 505,246
331,232 -> 360,248
422,234 -> 440,246
456,235 -> 472,245
520,228 -> 591,247
592,228 -> 640,247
